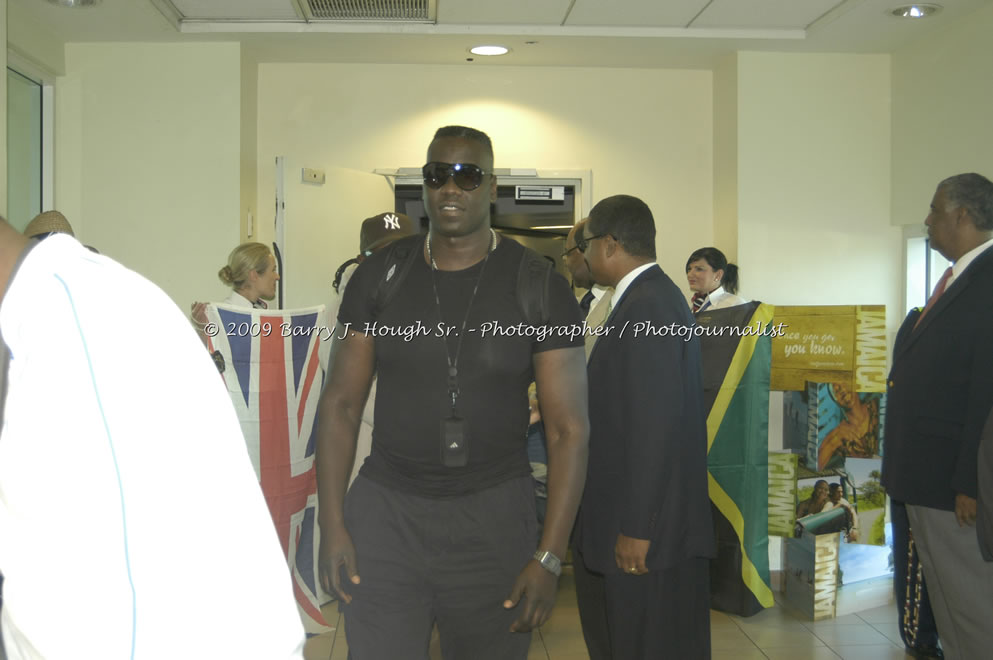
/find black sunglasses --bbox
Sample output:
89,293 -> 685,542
576,233 -> 610,253
561,245 -> 581,259
422,162 -> 488,191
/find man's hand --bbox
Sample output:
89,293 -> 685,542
955,493 -> 977,527
318,523 -> 360,604
615,533 -> 651,575
503,560 -> 558,632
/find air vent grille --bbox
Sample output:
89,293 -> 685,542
305,0 -> 431,21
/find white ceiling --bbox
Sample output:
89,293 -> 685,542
8,0 -> 992,70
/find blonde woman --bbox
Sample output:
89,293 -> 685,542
191,242 -> 279,342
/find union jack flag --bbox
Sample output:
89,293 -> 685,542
205,303 -> 330,635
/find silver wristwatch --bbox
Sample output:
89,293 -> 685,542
533,549 -> 562,577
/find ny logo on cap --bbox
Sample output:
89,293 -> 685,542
383,213 -> 401,230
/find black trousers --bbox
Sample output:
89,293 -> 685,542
574,545 -> 611,660
341,475 -> 537,660
575,547 -> 712,660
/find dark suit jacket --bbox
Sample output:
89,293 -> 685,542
979,407 -> 993,561
575,265 -> 715,574
881,244 -> 993,511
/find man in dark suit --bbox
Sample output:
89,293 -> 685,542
573,194 -> 715,659
882,173 -> 993,660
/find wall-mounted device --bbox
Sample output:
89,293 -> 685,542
302,167 -> 325,184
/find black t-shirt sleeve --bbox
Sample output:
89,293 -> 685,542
533,270 -> 584,353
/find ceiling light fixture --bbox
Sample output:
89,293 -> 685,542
889,4 -> 942,18
469,45 -> 510,56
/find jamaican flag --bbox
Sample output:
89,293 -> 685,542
696,301 -> 775,616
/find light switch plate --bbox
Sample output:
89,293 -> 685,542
302,167 -> 325,184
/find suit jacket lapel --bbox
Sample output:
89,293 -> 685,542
911,272 -> 967,333
896,246 -> 993,358
588,265 -> 661,366
892,308 -> 921,359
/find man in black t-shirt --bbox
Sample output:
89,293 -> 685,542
315,126 -> 589,659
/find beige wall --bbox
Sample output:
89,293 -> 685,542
736,52 -> 898,318
10,41 -> 912,317
891,3 -> 993,228
713,53 -> 738,261
240,48 -> 258,242
256,63 -> 714,290
55,42 -> 242,308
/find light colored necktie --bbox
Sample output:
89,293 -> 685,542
913,266 -> 952,329
585,289 -> 614,361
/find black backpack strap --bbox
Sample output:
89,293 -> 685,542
517,246 -> 552,327
372,234 -> 423,318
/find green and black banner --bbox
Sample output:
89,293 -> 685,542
696,301 -> 776,616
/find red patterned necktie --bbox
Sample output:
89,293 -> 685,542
691,292 -> 706,313
913,266 -> 952,329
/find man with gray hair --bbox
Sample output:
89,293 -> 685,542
882,173 -> 993,660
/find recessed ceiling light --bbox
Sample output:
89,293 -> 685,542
45,0 -> 101,6
470,45 -> 510,57
889,4 -> 942,18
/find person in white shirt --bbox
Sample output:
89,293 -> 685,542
685,246 -> 746,313
0,217 -> 304,660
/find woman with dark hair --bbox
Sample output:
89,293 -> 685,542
685,246 -> 746,313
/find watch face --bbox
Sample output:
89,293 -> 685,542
535,550 -> 561,575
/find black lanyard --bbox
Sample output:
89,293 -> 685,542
425,229 -> 496,415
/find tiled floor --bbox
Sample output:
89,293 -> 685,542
303,569 -> 917,660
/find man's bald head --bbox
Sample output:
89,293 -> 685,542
565,218 -> 594,290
